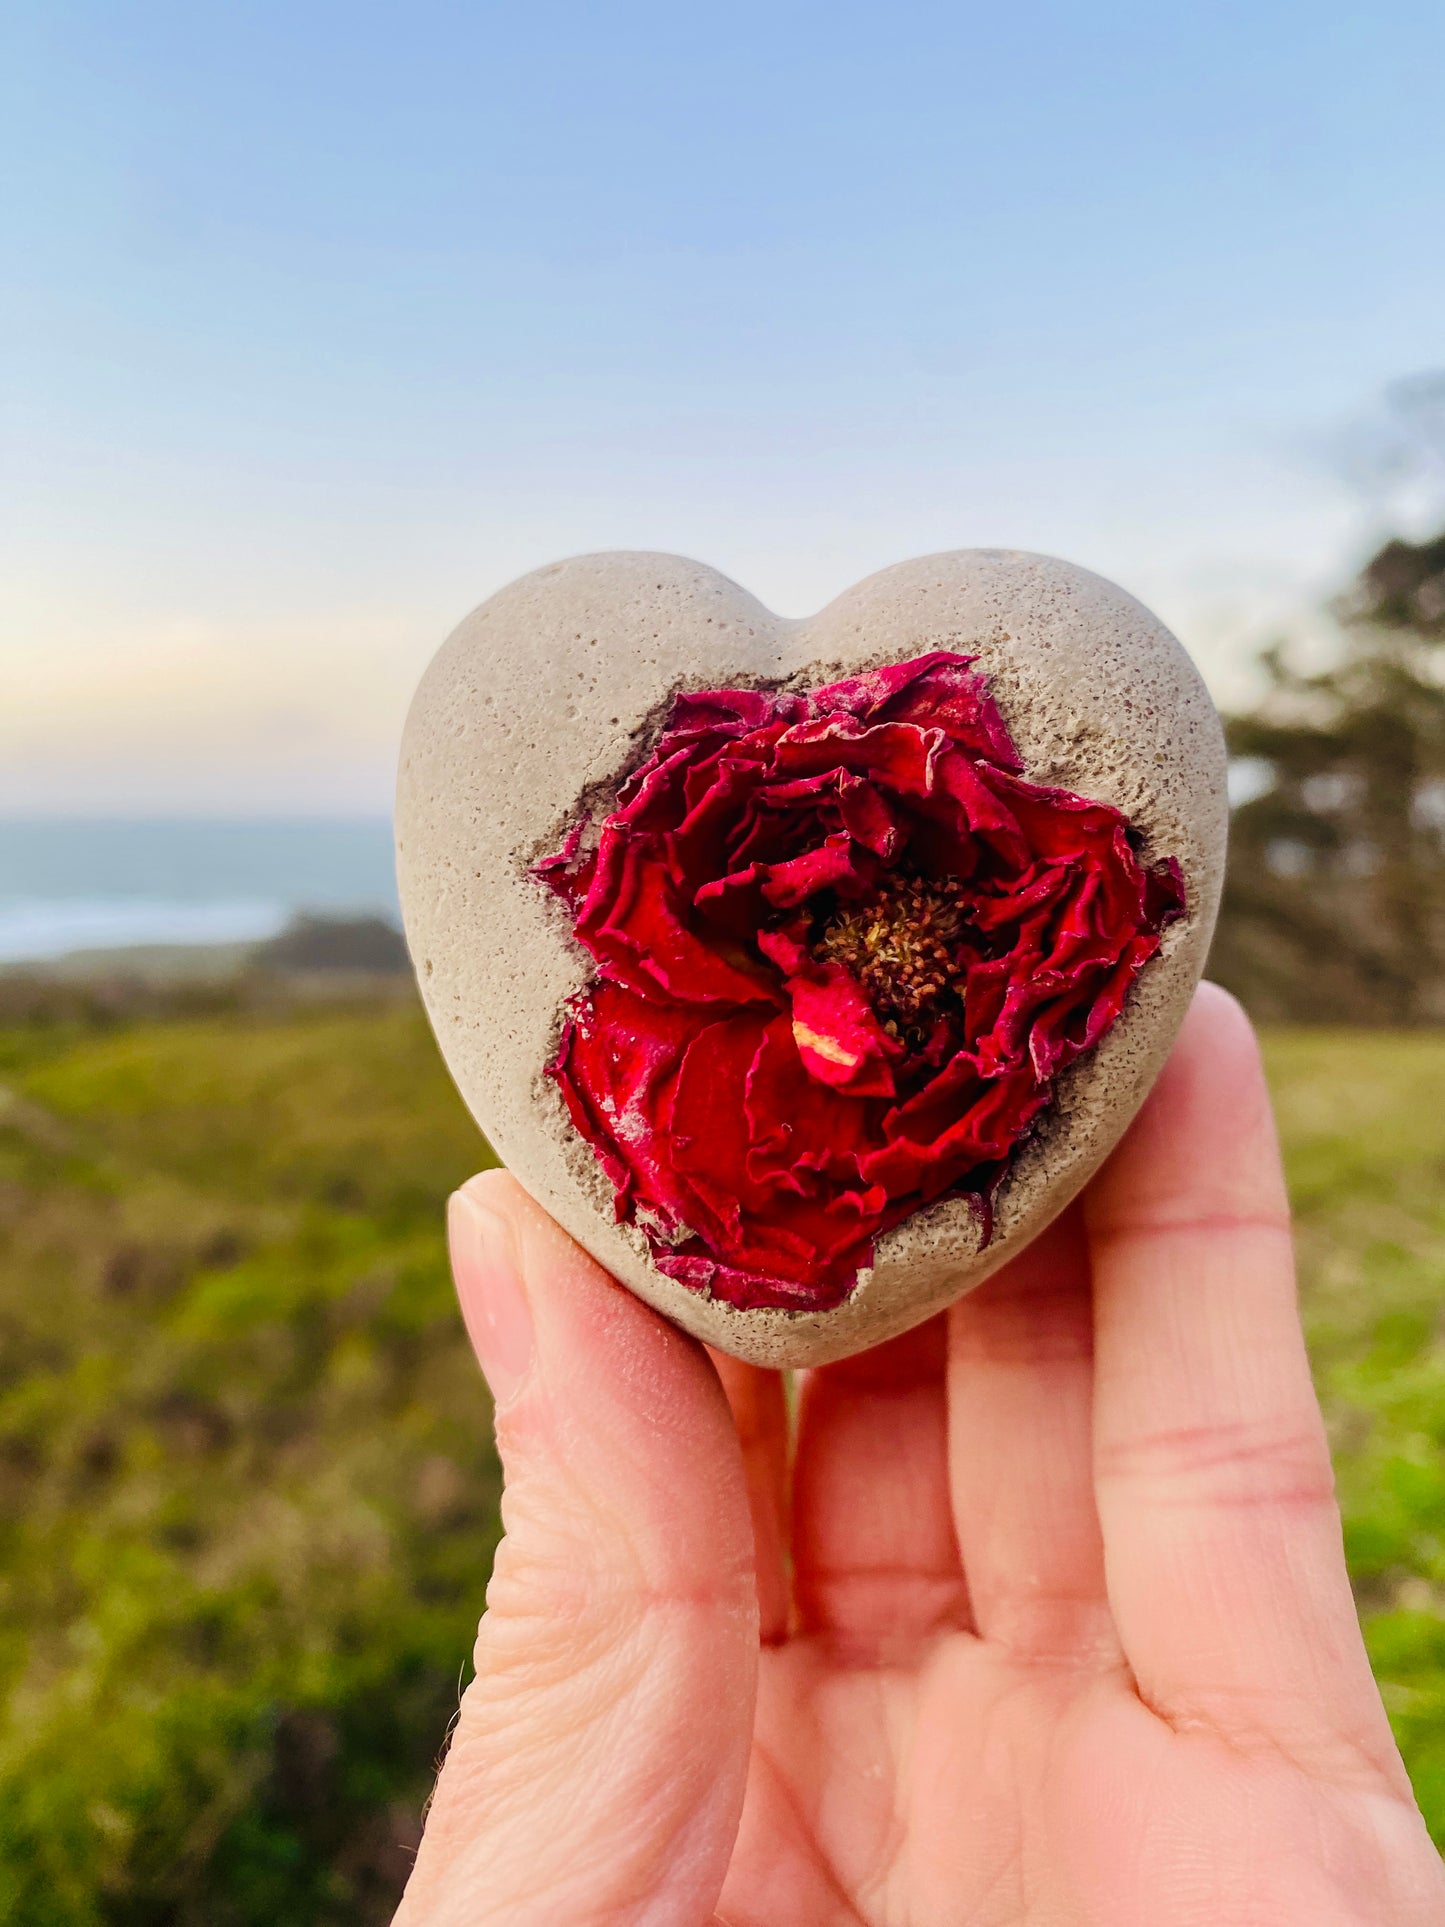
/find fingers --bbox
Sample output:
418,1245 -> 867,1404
1088,984 -> 1405,1783
395,1173 -> 758,1927
708,1350 -> 791,1643
791,1316 -> 969,1656
947,1204 -> 1120,1664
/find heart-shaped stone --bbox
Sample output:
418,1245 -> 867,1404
396,550 -> 1226,1367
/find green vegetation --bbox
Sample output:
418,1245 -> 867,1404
0,1000 -> 1442,1919
0,1000 -> 499,1925
1210,524 -> 1445,1024
1263,1029 -> 1445,1839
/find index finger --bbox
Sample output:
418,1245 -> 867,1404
1087,984 -> 1406,1787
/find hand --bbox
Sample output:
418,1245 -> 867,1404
394,986 -> 1445,1925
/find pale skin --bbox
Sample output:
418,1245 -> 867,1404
394,986 -> 1445,1925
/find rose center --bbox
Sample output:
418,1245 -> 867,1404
813,871 -> 970,1041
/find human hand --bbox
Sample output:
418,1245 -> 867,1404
394,985 -> 1445,1925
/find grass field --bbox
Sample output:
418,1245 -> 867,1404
0,1002 -> 500,1925
0,1001 -> 1442,1920
1262,1030 -> 1445,1839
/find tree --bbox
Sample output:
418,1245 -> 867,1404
1209,531 -> 1445,1023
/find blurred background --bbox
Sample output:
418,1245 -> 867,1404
4,1 -> 1445,1918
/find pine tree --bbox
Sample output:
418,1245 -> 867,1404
1209,533 -> 1445,1022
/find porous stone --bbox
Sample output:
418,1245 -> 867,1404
396,550 -> 1227,1367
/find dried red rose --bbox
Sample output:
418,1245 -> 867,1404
535,652 -> 1184,1313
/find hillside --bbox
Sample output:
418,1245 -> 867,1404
0,999 -> 1442,1919
0,1002 -> 499,1925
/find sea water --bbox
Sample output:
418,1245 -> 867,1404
0,819 -> 399,963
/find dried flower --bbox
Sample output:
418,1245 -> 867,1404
535,653 -> 1184,1311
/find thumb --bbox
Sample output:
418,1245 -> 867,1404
395,1172 -> 759,1927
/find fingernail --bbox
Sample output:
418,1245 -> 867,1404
448,1184 -> 534,1409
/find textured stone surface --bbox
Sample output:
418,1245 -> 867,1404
396,550 -> 1227,1366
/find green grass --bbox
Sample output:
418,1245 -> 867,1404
0,1005 -> 1442,1918
1263,1030 -> 1445,1840
0,1002 -> 500,1925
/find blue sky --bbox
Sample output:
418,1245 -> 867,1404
4,0 -> 1443,812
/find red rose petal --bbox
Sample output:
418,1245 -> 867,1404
758,832 -> 877,910
810,652 -> 1022,769
577,825 -> 778,1008
751,936 -> 901,1099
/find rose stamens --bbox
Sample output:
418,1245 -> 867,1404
814,871 -> 971,1041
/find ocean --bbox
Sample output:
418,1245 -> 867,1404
0,819 -> 400,963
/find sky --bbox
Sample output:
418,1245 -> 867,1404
3,0 -> 1444,814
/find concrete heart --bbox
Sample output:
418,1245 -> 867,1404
396,550 -> 1226,1366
